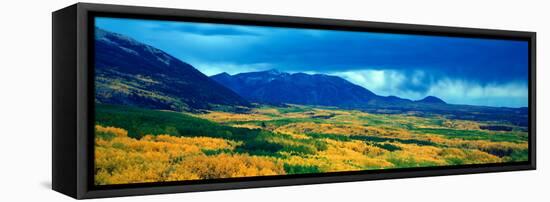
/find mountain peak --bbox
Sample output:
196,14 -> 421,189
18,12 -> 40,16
210,69 -> 383,107
262,69 -> 284,75
416,96 -> 446,104
95,27 -> 142,47
213,72 -> 231,77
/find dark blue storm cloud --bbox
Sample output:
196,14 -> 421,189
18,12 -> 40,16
95,17 -> 529,107
151,23 -> 261,36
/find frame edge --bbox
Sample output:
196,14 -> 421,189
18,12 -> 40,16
52,3 -> 79,199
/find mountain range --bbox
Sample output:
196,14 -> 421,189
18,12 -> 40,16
210,69 -> 445,108
208,70 -> 526,126
94,27 -> 528,126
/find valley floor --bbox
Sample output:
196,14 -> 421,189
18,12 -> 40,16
94,104 -> 528,185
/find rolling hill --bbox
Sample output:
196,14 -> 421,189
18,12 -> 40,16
416,96 -> 447,104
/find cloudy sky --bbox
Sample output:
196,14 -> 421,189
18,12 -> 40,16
95,17 -> 529,108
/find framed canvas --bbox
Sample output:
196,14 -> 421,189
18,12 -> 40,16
52,3 -> 536,199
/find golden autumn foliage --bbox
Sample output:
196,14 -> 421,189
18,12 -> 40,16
95,104 -> 529,185
442,120 -> 481,130
276,122 -> 369,136
96,125 -> 128,137
230,124 -> 263,130
169,154 -> 284,180
274,122 -> 413,139
95,125 -> 284,185
195,111 -> 273,123
315,139 -> 393,171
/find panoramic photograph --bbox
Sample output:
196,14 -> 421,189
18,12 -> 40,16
93,17 -> 529,185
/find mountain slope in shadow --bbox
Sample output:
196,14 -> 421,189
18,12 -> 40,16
94,28 -> 249,111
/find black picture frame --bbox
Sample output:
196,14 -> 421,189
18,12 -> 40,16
52,2 -> 536,199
